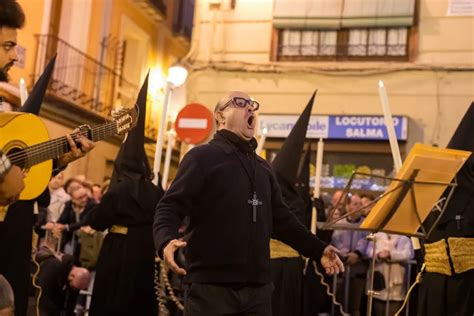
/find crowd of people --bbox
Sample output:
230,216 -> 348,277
34,173 -> 108,314
318,190 -> 415,316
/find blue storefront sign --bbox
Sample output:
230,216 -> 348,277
328,115 -> 407,140
258,114 -> 408,141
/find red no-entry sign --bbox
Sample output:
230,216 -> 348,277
175,103 -> 214,144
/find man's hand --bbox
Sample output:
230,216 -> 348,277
80,225 -> 95,235
0,166 -> 25,206
163,239 -> 187,276
43,222 -> 56,230
346,252 -> 360,265
56,132 -> 94,169
52,223 -> 66,238
321,245 -> 345,275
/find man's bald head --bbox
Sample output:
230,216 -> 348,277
68,266 -> 90,290
214,91 -> 251,127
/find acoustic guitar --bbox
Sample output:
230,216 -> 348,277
0,107 -> 137,201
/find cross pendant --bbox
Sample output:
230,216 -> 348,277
247,191 -> 263,222
455,215 -> 464,230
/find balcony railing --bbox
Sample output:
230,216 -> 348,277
149,0 -> 167,16
33,34 -> 139,116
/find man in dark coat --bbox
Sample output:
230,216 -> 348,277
54,185 -> 96,262
36,247 -> 90,316
154,91 -> 344,315
418,102 -> 474,316
87,73 -> 163,315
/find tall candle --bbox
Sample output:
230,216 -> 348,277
19,78 -> 28,106
256,127 -> 268,156
378,80 -> 402,172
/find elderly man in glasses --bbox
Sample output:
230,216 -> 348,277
154,91 -> 344,315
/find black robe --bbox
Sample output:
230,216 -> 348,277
302,198 -> 334,316
271,175 -> 307,316
418,156 -> 474,316
87,178 -> 162,316
0,188 -> 50,316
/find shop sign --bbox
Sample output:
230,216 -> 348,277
258,114 -> 407,141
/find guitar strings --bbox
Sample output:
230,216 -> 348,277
7,123 -> 118,164
7,123 -> 115,161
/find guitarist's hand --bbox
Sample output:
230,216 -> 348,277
0,166 -> 25,206
57,132 -> 95,168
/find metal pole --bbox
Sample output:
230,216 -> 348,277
344,265 -> 350,312
331,273 -> 337,316
367,233 -> 378,316
161,129 -> 176,189
405,261 -> 413,316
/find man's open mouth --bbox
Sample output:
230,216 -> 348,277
247,115 -> 255,128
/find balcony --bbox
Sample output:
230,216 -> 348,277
133,0 -> 167,23
33,34 -> 139,118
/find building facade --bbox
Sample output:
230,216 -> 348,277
184,0 -> 474,193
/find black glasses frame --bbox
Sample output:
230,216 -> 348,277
220,97 -> 259,111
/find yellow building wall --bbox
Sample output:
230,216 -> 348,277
186,0 -> 474,149
10,0 -> 46,87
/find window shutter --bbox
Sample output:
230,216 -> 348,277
273,0 -> 415,29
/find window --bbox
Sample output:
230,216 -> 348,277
273,0 -> 416,61
278,27 -> 408,60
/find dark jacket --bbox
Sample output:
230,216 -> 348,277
154,130 -> 327,284
36,248 -> 77,316
57,199 -> 96,260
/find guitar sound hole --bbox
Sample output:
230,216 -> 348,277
6,147 -> 27,169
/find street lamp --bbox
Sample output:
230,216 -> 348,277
168,64 -> 188,87
153,63 -> 188,186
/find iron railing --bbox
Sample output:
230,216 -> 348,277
33,34 -> 139,116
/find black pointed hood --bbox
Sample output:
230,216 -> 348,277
272,91 -> 317,224
112,72 -> 151,181
18,55 -> 57,115
447,102 -> 474,151
272,90 -> 316,184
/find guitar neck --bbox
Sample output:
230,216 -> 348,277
8,121 -> 118,168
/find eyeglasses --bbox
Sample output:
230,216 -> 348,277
220,97 -> 260,111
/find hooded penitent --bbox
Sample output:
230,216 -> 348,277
18,55 -> 56,115
109,72 -> 161,204
88,72 -> 162,314
112,72 -> 151,181
431,102 -> 474,234
271,90 -> 317,223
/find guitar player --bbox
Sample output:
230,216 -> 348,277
0,0 -> 94,206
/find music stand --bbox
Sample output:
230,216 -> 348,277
321,143 -> 471,315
